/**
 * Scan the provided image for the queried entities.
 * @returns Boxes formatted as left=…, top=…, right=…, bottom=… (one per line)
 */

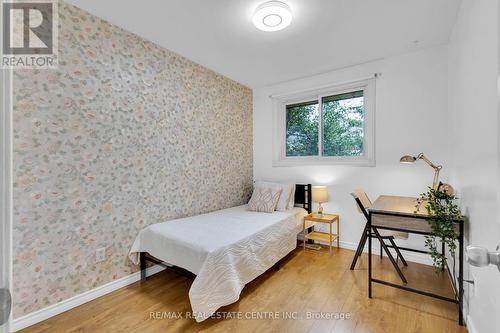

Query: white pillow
left=254, top=181, right=294, bottom=211
left=248, top=187, right=282, bottom=213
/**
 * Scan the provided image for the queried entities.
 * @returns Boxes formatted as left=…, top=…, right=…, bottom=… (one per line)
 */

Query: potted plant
left=415, top=185, right=462, bottom=271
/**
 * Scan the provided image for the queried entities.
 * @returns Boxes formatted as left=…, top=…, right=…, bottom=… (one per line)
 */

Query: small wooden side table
left=303, top=212, right=340, bottom=253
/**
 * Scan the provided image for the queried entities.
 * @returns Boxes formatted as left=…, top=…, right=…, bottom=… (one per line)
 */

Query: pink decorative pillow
left=248, top=187, right=282, bottom=213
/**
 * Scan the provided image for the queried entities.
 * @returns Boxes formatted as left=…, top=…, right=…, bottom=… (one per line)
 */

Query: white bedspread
left=129, top=205, right=306, bottom=321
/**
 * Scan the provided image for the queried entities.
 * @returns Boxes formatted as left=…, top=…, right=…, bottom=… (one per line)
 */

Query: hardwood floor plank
left=19, top=246, right=467, bottom=333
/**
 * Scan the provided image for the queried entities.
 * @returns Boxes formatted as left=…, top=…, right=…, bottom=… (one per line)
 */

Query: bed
left=128, top=184, right=311, bottom=322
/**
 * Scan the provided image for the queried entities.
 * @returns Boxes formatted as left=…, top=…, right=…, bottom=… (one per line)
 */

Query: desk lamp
left=400, top=153, right=442, bottom=190
left=312, top=186, right=328, bottom=215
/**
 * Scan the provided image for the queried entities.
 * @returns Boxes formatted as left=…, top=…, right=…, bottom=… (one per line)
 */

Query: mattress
left=129, top=204, right=306, bottom=321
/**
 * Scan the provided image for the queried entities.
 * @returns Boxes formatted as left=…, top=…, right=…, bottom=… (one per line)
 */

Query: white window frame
left=272, top=79, right=375, bottom=167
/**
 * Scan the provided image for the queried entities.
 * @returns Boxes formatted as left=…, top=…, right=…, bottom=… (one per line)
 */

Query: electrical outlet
left=96, top=247, right=106, bottom=263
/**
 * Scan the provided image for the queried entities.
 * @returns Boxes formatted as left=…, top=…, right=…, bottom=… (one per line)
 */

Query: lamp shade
left=400, top=155, right=416, bottom=164
left=312, top=186, right=328, bottom=203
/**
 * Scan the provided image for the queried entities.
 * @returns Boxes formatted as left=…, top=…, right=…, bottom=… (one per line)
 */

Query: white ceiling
left=65, top=0, right=461, bottom=88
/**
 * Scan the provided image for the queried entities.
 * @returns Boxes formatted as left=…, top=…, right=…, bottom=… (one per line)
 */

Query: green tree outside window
left=285, top=91, right=364, bottom=157
left=286, top=101, right=319, bottom=156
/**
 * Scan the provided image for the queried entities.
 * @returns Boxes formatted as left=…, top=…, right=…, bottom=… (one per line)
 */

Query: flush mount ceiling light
left=253, top=1, right=292, bottom=32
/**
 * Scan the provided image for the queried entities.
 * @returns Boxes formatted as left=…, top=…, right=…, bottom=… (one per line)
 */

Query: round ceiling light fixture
left=253, top=1, right=292, bottom=32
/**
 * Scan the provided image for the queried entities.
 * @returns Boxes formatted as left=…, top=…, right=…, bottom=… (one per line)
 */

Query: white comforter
left=129, top=205, right=306, bottom=321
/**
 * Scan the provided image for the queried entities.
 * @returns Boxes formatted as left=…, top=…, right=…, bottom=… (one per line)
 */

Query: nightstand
left=303, top=212, right=340, bottom=253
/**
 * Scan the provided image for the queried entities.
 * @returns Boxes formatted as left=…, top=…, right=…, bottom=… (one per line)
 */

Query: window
left=285, top=101, right=319, bottom=156
left=273, top=79, right=375, bottom=166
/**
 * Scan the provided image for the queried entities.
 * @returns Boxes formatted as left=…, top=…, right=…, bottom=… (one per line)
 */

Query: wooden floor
left=20, top=246, right=467, bottom=333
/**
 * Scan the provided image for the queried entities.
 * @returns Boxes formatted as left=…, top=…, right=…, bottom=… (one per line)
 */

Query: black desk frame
left=367, top=210, right=464, bottom=326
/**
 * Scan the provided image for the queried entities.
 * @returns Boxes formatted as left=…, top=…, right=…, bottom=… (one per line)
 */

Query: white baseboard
left=338, top=240, right=432, bottom=266
left=12, top=265, right=165, bottom=332
left=466, top=315, right=476, bottom=333
left=298, top=232, right=433, bottom=266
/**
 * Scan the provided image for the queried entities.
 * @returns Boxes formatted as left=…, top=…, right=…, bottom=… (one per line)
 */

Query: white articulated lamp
left=400, top=153, right=442, bottom=190
left=399, top=153, right=454, bottom=194
left=312, top=186, right=328, bottom=215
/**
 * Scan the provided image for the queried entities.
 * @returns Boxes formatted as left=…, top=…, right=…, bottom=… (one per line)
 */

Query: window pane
left=322, top=90, right=364, bottom=157
left=286, top=101, right=319, bottom=156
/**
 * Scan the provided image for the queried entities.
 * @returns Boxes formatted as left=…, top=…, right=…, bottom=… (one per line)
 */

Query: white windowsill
left=272, top=156, right=376, bottom=167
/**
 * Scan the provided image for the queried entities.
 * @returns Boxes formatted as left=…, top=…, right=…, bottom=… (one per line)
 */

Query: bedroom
left=0, top=0, right=499, bottom=332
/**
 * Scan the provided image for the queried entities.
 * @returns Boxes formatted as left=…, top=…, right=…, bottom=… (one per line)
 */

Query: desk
left=367, top=195, right=464, bottom=326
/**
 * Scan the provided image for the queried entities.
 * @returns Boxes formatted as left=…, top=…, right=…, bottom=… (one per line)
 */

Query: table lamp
left=312, top=186, right=328, bottom=215
left=399, top=153, right=443, bottom=190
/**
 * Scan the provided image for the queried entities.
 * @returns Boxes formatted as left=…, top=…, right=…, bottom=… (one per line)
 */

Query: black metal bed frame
left=139, top=183, right=312, bottom=282
left=367, top=209, right=464, bottom=326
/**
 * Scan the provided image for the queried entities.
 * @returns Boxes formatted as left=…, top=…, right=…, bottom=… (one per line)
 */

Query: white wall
left=447, top=0, right=499, bottom=332
left=253, top=46, right=449, bottom=258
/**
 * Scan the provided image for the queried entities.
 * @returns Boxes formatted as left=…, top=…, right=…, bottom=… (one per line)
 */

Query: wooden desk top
left=368, top=195, right=429, bottom=218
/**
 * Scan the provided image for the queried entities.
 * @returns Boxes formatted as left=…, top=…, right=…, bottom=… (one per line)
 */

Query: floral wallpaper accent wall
left=12, top=2, right=252, bottom=318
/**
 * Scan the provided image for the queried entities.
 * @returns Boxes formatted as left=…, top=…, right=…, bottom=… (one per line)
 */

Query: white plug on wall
left=95, top=247, right=106, bottom=263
